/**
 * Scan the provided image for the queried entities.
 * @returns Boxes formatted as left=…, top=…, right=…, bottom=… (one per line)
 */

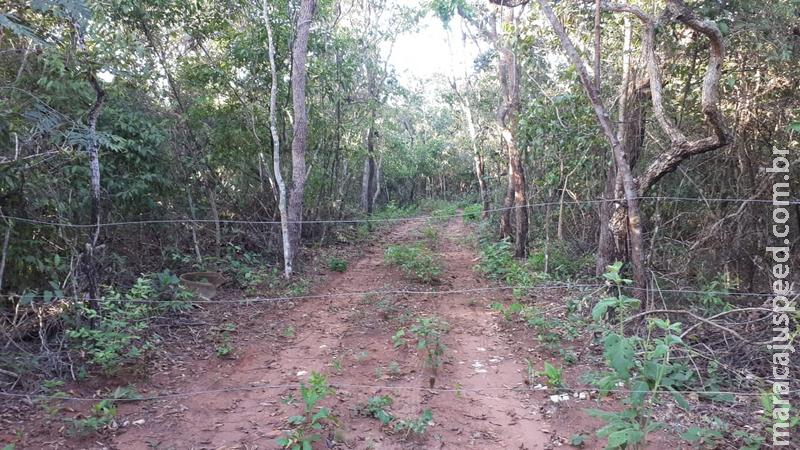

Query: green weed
left=384, top=244, right=442, bottom=283
left=327, top=257, right=348, bottom=273
left=277, top=372, right=337, bottom=449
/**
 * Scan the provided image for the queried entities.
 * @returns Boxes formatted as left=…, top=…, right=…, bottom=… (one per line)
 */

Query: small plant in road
left=384, top=244, right=442, bottom=283
left=278, top=372, right=337, bottom=450
left=357, top=395, right=434, bottom=439
left=394, top=316, right=449, bottom=387
left=393, top=409, right=433, bottom=437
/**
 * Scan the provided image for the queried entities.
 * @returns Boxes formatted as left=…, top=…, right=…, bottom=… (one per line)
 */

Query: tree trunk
left=361, top=124, right=377, bottom=214
left=84, top=73, right=106, bottom=311
left=459, top=96, right=490, bottom=218
left=495, top=6, right=527, bottom=258
left=262, top=0, right=293, bottom=277
left=500, top=158, right=514, bottom=239
left=287, top=0, right=315, bottom=267
left=539, top=0, right=646, bottom=289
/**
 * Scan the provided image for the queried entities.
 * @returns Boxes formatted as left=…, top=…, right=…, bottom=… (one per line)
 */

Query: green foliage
left=327, top=257, right=348, bottom=273
left=384, top=244, right=442, bottom=283
left=215, top=323, right=236, bottom=358
left=371, top=202, right=420, bottom=221
left=66, top=399, right=118, bottom=437
left=66, top=272, right=192, bottom=374
left=538, top=362, right=565, bottom=389
left=357, top=395, right=395, bottom=425
left=586, top=265, right=694, bottom=449
left=490, top=301, right=524, bottom=321
left=357, top=395, right=433, bottom=439
left=64, top=387, right=137, bottom=437
left=394, top=316, right=449, bottom=374
left=392, top=409, right=433, bottom=437
left=526, top=243, right=592, bottom=280
left=461, top=203, right=483, bottom=222
left=569, top=433, right=588, bottom=447
left=277, top=372, right=337, bottom=450
left=476, top=240, right=548, bottom=298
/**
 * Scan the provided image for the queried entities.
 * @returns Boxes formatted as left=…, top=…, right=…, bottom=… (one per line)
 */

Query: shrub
left=476, top=240, right=548, bottom=298
left=327, top=257, right=348, bottom=272
left=462, top=203, right=483, bottom=222
left=67, top=271, right=193, bottom=374
left=384, top=245, right=442, bottom=283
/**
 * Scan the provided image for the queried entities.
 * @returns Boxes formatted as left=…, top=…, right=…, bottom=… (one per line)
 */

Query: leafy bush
left=462, top=203, right=483, bottom=222
left=384, top=244, right=442, bottom=283
left=586, top=264, right=695, bottom=450
left=66, top=399, right=117, bottom=437
left=393, top=409, right=433, bottom=437
left=357, top=395, right=433, bottom=438
left=372, top=202, right=419, bottom=221
left=394, top=316, right=449, bottom=386
left=357, top=395, right=395, bottom=425
left=476, top=240, right=548, bottom=298
left=527, top=243, right=592, bottom=280
left=327, top=257, right=348, bottom=272
left=67, top=271, right=193, bottom=374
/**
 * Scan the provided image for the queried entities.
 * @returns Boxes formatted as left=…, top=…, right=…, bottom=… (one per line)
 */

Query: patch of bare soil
left=6, top=217, right=683, bottom=449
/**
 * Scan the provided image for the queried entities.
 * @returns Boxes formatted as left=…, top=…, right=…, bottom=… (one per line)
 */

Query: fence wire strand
left=0, top=196, right=797, bottom=229
left=0, top=381, right=789, bottom=403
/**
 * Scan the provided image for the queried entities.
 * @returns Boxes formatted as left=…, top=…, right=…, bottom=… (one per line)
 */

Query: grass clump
left=384, top=244, right=442, bottom=283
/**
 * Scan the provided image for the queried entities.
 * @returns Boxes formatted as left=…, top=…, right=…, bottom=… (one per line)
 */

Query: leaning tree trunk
left=262, top=0, right=293, bottom=278
left=458, top=95, right=490, bottom=218
left=597, top=16, right=643, bottom=275
left=286, top=0, right=316, bottom=267
left=538, top=0, right=647, bottom=289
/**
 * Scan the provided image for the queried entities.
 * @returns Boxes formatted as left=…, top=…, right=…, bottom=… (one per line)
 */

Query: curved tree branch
left=601, top=0, right=731, bottom=194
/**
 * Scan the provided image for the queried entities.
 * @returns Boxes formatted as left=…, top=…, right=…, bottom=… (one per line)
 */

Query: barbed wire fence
left=0, top=194, right=792, bottom=402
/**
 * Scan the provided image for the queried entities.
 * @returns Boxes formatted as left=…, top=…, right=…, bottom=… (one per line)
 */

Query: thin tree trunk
left=495, top=6, right=527, bottom=258
left=287, top=0, right=316, bottom=267
left=459, top=96, right=490, bottom=217
left=262, top=0, right=293, bottom=278
left=186, top=190, right=203, bottom=263
left=84, top=73, right=106, bottom=311
left=0, top=221, right=11, bottom=293
left=593, top=0, right=601, bottom=90
left=372, top=156, right=382, bottom=206
left=500, top=158, right=514, bottom=239
left=597, top=16, right=632, bottom=276
left=207, top=185, right=221, bottom=257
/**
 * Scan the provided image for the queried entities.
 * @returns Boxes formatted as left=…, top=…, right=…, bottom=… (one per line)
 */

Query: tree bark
left=287, top=0, right=316, bottom=268
left=361, top=124, right=377, bottom=214
left=539, top=0, right=646, bottom=289
left=459, top=94, right=490, bottom=218
left=262, top=0, right=292, bottom=277
left=495, top=6, right=528, bottom=258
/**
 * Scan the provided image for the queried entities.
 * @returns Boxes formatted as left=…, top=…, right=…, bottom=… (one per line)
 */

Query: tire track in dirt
left=111, top=217, right=555, bottom=449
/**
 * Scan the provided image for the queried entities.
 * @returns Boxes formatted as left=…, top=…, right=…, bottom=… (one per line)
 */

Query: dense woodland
left=1, top=0, right=798, bottom=448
